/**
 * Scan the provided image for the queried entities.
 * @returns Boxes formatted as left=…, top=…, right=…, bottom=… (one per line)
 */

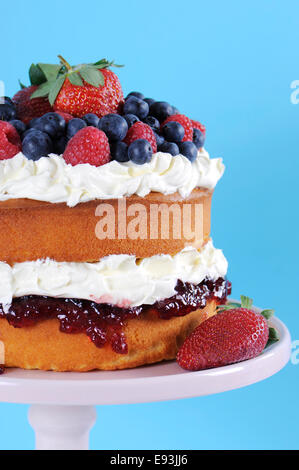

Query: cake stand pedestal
left=0, top=313, right=291, bottom=450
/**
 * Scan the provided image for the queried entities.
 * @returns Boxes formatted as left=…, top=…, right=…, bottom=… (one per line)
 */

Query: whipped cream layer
left=0, top=149, right=224, bottom=207
left=0, top=241, right=228, bottom=310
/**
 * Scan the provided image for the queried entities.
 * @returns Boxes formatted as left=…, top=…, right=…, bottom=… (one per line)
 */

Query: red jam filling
left=0, top=278, right=231, bottom=357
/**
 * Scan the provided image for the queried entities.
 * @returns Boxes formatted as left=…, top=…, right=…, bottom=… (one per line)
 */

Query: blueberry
left=158, top=142, right=180, bottom=156
left=193, top=128, right=205, bottom=149
left=29, top=118, right=39, bottom=128
left=66, top=118, right=87, bottom=139
left=54, top=135, right=69, bottom=155
left=123, top=114, right=139, bottom=128
left=31, top=112, right=66, bottom=138
left=0, top=103, right=17, bottom=121
left=179, top=141, right=198, bottom=162
left=22, top=130, right=53, bottom=160
left=143, top=116, right=160, bottom=133
left=110, top=141, right=129, bottom=162
left=149, top=101, right=174, bottom=122
left=98, top=114, right=128, bottom=141
left=22, top=128, right=36, bottom=139
left=154, top=132, right=165, bottom=148
left=172, top=107, right=179, bottom=115
left=162, top=121, right=185, bottom=142
left=126, top=91, right=145, bottom=100
left=144, top=98, right=155, bottom=108
left=83, top=113, right=100, bottom=127
left=123, top=97, right=149, bottom=120
left=9, top=119, right=27, bottom=136
left=128, top=139, right=153, bottom=165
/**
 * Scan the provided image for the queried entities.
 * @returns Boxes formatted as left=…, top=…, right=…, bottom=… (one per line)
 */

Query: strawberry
left=63, top=126, right=110, bottom=167
left=12, top=85, right=53, bottom=124
left=28, top=55, right=124, bottom=119
left=161, top=114, right=193, bottom=142
left=177, top=296, right=278, bottom=371
left=124, top=121, right=157, bottom=153
left=0, top=121, right=22, bottom=160
left=191, top=119, right=206, bottom=136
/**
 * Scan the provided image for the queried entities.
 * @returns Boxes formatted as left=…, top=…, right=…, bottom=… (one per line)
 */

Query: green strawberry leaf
left=68, top=72, right=83, bottom=86
left=37, top=63, right=62, bottom=82
left=266, top=327, right=279, bottom=348
left=240, top=295, right=253, bottom=309
left=48, top=75, right=66, bottom=106
left=18, top=79, right=26, bottom=90
left=30, top=81, right=55, bottom=99
left=260, top=309, right=275, bottom=320
left=80, top=66, right=104, bottom=87
left=29, top=63, right=47, bottom=86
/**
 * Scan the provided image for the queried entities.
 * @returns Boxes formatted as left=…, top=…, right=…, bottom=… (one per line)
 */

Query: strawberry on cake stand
left=0, top=57, right=291, bottom=450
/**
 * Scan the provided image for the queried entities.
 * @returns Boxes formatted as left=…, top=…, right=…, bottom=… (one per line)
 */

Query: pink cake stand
left=0, top=305, right=291, bottom=450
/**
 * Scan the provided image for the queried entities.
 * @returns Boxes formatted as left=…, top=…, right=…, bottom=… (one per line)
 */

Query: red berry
left=54, top=69, right=124, bottom=119
left=63, top=126, right=110, bottom=167
left=191, top=119, right=206, bottom=136
left=12, top=85, right=53, bottom=124
left=55, top=111, right=74, bottom=123
left=177, top=308, right=269, bottom=371
left=124, top=121, right=157, bottom=153
left=0, top=121, right=22, bottom=160
left=161, top=114, right=193, bottom=142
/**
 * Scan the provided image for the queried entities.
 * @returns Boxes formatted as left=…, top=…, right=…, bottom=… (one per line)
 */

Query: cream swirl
left=0, top=240, right=228, bottom=310
left=0, top=149, right=224, bottom=207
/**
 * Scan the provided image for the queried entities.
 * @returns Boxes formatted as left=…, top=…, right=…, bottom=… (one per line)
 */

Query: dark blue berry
left=22, top=130, right=53, bottom=160
left=0, top=103, right=17, bottom=121
left=83, top=113, right=100, bottom=127
left=128, top=139, right=153, bottom=165
left=162, top=121, right=185, bottom=142
left=126, top=91, right=145, bottom=100
left=159, top=142, right=180, bottom=156
left=98, top=114, right=128, bottom=141
left=9, top=119, right=27, bottom=136
left=110, top=141, right=129, bottom=162
left=54, top=135, right=68, bottom=155
left=143, top=116, right=160, bottom=132
left=123, top=114, right=139, bottom=128
left=193, top=128, right=205, bottom=149
left=149, top=101, right=174, bottom=122
left=29, top=118, right=39, bottom=128
left=179, top=141, right=198, bottom=162
left=172, top=107, right=179, bottom=115
left=22, top=128, right=36, bottom=139
left=31, top=112, right=66, bottom=138
left=66, top=118, right=87, bottom=139
left=123, top=97, right=149, bottom=119
left=154, top=132, right=165, bottom=148
left=144, top=98, right=155, bottom=108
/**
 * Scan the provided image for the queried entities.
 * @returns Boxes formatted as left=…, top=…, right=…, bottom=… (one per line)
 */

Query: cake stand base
left=0, top=309, right=291, bottom=450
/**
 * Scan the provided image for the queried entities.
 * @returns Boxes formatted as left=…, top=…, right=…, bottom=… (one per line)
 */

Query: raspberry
left=161, top=114, right=193, bottom=142
left=12, top=85, right=53, bottom=124
left=55, top=111, right=74, bottom=123
left=124, top=121, right=157, bottom=153
left=63, top=126, right=110, bottom=167
left=191, top=119, right=206, bottom=136
left=0, top=121, right=22, bottom=160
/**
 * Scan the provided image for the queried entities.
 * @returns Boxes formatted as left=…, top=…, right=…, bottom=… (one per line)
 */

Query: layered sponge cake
left=0, top=57, right=230, bottom=371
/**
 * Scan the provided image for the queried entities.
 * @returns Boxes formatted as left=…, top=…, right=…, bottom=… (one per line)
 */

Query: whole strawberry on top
left=177, top=296, right=279, bottom=371
left=28, top=55, right=124, bottom=119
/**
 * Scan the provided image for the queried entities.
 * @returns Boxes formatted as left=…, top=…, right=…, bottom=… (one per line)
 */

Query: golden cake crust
left=0, top=188, right=212, bottom=264
left=0, top=300, right=217, bottom=371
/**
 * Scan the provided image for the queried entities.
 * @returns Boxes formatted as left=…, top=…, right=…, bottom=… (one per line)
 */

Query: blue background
left=0, top=0, right=298, bottom=450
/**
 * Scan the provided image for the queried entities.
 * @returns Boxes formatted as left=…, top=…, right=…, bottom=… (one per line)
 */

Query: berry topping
left=143, top=115, right=160, bottom=133
left=0, top=100, right=17, bottom=121
left=55, top=111, right=74, bottom=123
left=193, top=128, right=205, bottom=149
left=123, top=96, right=149, bottom=119
left=66, top=118, right=87, bottom=139
left=0, top=121, right=22, bottom=160
left=9, top=119, right=27, bottom=136
left=154, top=132, right=165, bottom=148
left=144, top=98, right=155, bottom=108
left=124, top=121, right=157, bottom=153
left=22, top=129, right=53, bottom=161
left=158, top=141, right=179, bottom=156
left=161, top=114, right=193, bottom=142
left=123, top=114, right=139, bottom=128
left=191, top=119, right=206, bottom=136
left=178, top=141, right=198, bottom=162
left=149, top=101, right=174, bottom=122
left=53, top=135, right=68, bottom=155
left=98, top=114, right=128, bottom=141
left=63, top=126, right=110, bottom=167
left=162, top=121, right=185, bottom=142
left=83, top=113, right=100, bottom=127
left=177, top=296, right=277, bottom=371
left=12, top=85, right=53, bottom=124
left=128, top=139, right=153, bottom=165
left=30, top=112, right=66, bottom=138
left=110, top=141, right=129, bottom=162
left=126, top=91, right=145, bottom=100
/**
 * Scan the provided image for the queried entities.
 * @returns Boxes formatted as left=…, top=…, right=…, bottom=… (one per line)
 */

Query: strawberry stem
left=58, top=55, right=72, bottom=71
